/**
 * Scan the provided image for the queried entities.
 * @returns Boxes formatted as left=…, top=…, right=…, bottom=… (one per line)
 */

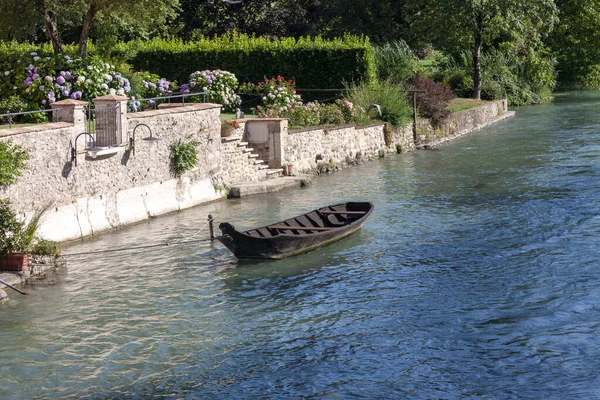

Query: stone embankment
left=0, top=98, right=513, bottom=300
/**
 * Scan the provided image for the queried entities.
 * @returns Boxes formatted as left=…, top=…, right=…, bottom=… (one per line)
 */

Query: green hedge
left=110, top=33, right=377, bottom=89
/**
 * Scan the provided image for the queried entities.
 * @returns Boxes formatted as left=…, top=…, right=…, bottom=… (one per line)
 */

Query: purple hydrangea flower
left=56, top=76, right=66, bottom=85
left=65, top=71, right=72, bottom=81
left=28, top=64, right=34, bottom=71
left=70, top=91, right=82, bottom=100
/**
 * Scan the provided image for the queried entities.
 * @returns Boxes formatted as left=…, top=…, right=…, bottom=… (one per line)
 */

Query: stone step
left=237, top=141, right=249, bottom=147
left=248, top=153, right=259, bottom=158
left=253, top=159, right=264, bottom=165
left=221, top=136, right=241, bottom=143
left=265, top=168, right=284, bottom=175
left=258, top=165, right=270, bottom=170
left=242, top=147, right=254, bottom=153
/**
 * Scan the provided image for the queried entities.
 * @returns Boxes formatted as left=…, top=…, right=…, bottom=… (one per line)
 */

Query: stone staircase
left=221, top=135, right=283, bottom=184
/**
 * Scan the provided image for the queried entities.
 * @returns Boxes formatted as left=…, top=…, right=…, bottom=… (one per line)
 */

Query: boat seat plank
left=321, top=211, right=367, bottom=215
left=269, top=225, right=337, bottom=231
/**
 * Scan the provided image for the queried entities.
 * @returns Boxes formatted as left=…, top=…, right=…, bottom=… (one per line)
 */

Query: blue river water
left=2, top=92, right=600, bottom=399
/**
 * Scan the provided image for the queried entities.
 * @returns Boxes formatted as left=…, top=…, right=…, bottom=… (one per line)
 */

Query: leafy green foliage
left=548, top=0, right=600, bottom=87
left=0, top=199, right=23, bottom=257
left=434, top=47, right=556, bottom=106
left=374, top=40, right=420, bottom=84
left=0, top=140, right=29, bottom=187
left=31, top=239, right=61, bottom=257
left=0, top=199, right=48, bottom=256
left=170, top=139, right=199, bottom=176
left=346, top=79, right=412, bottom=128
left=110, top=34, right=377, bottom=92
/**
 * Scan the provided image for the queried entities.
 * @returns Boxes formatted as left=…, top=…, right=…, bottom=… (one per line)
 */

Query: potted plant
left=0, top=200, right=48, bottom=271
left=221, top=119, right=240, bottom=137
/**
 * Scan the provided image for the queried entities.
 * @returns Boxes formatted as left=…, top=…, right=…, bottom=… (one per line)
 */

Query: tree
left=414, top=0, right=558, bottom=99
left=548, top=0, right=600, bottom=86
left=0, top=0, right=179, bottom=56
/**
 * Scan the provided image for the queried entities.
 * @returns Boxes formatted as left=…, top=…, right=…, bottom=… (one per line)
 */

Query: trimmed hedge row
left=111, top=33, right=377, bottom=89
left=1, top=34, right=377, bottom=93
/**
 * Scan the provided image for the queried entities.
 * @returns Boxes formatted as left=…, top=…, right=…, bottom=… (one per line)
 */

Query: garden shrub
left=110, top=33, right=377, bottom=93
left=319, top=103, right=345, bottom=125
left=284, top=103, right=321, bottom=127
left=128, top=71, right=176, bottom=111
left=411, top=74, right=454, bottom=128
left=0, top=96, right=27, bottom=123
left=346, top=79, right=412, bottom=128
left=240, top=75, right=302, bottom=114
left=31, top=239, right=61, bottom=257
left=188, top=70, right=241, bottom=112
left=170, top=139, right=199, bottom=176
left=1, top=51, right=132, bottom=109
left=0, top=140, right=29, bottom=187
left=374, top=40, right=420, bottom=84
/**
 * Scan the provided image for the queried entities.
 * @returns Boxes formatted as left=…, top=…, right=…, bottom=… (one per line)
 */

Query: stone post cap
left=93, top=94, right=129, bottom=102
left=50, top=99, right=88, bottom=107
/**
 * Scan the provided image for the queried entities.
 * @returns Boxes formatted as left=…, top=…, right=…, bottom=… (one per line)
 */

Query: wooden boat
left=217, top=202, right=374, bottom=259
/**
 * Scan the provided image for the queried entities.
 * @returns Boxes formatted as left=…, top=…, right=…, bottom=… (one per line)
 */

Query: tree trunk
left=473, top=13, right=483, bottom=100
left=77, top=3, right=98, bottom=56
left=39, top=2, right=63, bottom=54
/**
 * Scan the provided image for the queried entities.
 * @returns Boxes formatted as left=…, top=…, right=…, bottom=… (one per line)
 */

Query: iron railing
left=0, top=108, right=61, bottom=129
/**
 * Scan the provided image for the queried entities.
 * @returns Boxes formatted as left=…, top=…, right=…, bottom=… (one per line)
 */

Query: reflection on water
left=3, top=93, right=600, bottom=398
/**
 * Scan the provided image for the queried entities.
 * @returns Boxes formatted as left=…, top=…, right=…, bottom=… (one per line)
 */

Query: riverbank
left=0, top=99, right=514, bottom=300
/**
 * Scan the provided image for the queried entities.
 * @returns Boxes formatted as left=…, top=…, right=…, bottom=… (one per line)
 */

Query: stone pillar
left=93, top=95, right=128, bottom=146
left=269, top=119, right=288, bottom=168
left=50, top=99, right=87, bottom=129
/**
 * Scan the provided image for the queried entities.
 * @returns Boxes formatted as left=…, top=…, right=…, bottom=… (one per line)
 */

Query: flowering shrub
left=128, top=71, right=176, bottom=112
left=188, top=69, right=241, bottom=112
left=285, top=102, right=321, bottom=127
left=240, top=76, right=302, bottom=113
left=1, top=52, right=131, bottom=110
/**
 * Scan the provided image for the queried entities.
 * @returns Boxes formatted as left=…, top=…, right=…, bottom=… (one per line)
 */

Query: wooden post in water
left=412, top=91, right=418, bottom=143
left=208, top=214, right=215, bottom=240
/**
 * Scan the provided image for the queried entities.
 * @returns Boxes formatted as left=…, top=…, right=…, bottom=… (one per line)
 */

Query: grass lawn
left=220, top=113, right=236, bottom=121
left=447, top=98, right=489, bottom=113
left=0, top=123, right=39, bottom=130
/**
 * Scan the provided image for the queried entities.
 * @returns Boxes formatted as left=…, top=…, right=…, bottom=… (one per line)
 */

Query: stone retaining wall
left=0, top=98, right=512, bottom=243
left=0, top=101, right=225, bottom=242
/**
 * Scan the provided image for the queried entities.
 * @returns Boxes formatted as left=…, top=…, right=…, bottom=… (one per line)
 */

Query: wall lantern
left=70, top=132, right=96, bottom=166
left=130, top=123, right=160, bottom=155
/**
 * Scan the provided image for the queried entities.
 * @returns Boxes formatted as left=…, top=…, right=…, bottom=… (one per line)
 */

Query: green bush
left=434, top=47, right=556, bottom=105
left=170, top=139, right=199, bottom=176
left=0, top=96, right=27, bottom=123
left=373, top=40, right=419, bottom=84
left=346, top=79, right=412, bottom=128
left=0, top=199, right=48, bottom=257
left=319, top=103, right=346, bottom=125
left=0, top=140, right=29, bottom=187
left=31, top=239, right=61, bottom=257
left=110, top=33, right=377, bottom=92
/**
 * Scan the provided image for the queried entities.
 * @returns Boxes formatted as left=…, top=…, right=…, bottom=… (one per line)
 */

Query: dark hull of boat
left=217, top=202, right=373, bottom=259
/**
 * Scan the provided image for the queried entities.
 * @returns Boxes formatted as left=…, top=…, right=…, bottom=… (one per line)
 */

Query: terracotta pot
left=221, top=120, right=241, bottom=137
left=0, top=254, right=29, bottom=272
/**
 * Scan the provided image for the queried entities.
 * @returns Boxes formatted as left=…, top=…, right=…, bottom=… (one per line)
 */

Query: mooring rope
left=62, top=217, right=216, bottom=258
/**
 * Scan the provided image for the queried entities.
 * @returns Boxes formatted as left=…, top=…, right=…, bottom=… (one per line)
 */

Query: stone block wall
left=284, top=123, right=414, bottom=173
left=0, top=102, right=224, bottom=242
left=416, top=99, right=510, bottom=145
